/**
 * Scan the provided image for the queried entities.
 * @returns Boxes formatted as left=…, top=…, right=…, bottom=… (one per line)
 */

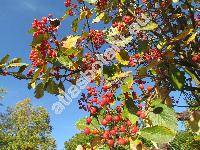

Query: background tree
left=0, top=0, right=199, bottom=149
left=0, top=99, right=56, bottom=150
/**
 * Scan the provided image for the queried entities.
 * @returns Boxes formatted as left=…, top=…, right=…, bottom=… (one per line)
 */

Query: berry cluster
left=122, top=15, right=133, bottom=25
left=144, top=48, right=161, bottom=62
left=112, top=22, right=126, bottom=31
left=29, top=49, right=46, bottom=67
left=32, top=17, right=58, bottom=37
left=88, top=30, right=105, bottom=49
left=29, top=40, right=57, bottom=67
left=78, top=84, right=149, bottom=148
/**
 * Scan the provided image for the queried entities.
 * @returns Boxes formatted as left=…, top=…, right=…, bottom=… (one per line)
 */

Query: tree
left=0, top=0, right=199, bottom=149
left=0, top=99, right=56, bottom=150
left=64, top=133, right=94, bottom=150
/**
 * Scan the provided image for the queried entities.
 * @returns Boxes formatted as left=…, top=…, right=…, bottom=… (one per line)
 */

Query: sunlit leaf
left=122, top=106, right=138, bottom=124
left=121, top=75, right=133, bottom=93
left=92, top=12, right=105, bottom=23
left=84, top=0, right=97, bottom=3
left=171, top=28, right=193, bottom=42
left=76, top=117, right=99, bottom=130
left=62, top=35, right=81, bottom=49
left=148, top=102, right=178, bottom=132
left=7, top=63, right=29, bottom=68
left=139, top=126, right=176, bottom=144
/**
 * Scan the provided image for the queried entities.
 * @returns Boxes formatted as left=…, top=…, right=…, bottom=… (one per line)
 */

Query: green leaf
left=92, top=13, right=105, bottom=23
left=34, top=83, right=44, bottom=98
left=138, top=67, right=147, bottom=76
left=32, top=33, right=50, bottom=46
left=185, top=68, right=200, bottom=85
left=0, top=54, right=10, bottom=65
left=46, top=79, right=59, bottom=94
left=30, top=68, right=41, bottom=84
left=28, top=28, right=36, bottom=34
left=148, top=102, right=178, bottom=132
left=138, top=40, right=148, bottom=53
left=18, top=65, right=28, bottom=73
left=122, top=106, right=138, bottom=124
left=57, top=55, right=73, bottom=69
left=169, top=68, right=185, bottom=90
left=62, top=9, right=70, bottom=20
left=121, top=75, right=133, bottom=93
left=76, top=117, right=99, bottom=130
left=72, top=18, right=79, bottom=32
left=103, top=65, right=117, bottom=77
left=139, top=126, right=176, bottom=144
left=121, top=0, right=126, bottom=4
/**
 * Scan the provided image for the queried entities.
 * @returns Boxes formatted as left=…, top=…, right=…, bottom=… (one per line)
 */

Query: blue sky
left=0, top=0, right=88, bottom=149
left=0, top=0, right=188, bottom=149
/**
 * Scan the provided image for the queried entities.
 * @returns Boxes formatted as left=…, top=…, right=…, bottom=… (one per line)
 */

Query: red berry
left=107, top=139, right=114, bottom=147
left=110, top=129, right=117, bottom=135
left=103, top=130, right=110, bottom=139
left=92, top=129, right=98, bottom=135
left=101, top=119, right=108, bottom=126
left=135, top=53, right=140, bottom=59
left=90, top=107, right=97, bottom=114
left=138, top=103, right=143, bottom=108
left=129, top=60, right=136, bottom=67
left=120, top=125, right=126, bottom=132
left=140, top=113, right=146, bottom=119
left=139, top=84, right=144, bottom=90
left=113, top=115, right=120, bottom=122
left=136, top=110, right=142, bottom=116
left=86, top=117, right=92, bottom=124
left=102, top=85, right=109, bottom=91
left=146, top=85, right=153, bottom=92
left=84, top=127, right=90, bottom=135
left=118, top=138, right=126, bottom=145
left=131, top=126, right=138, bottom=134
left=126, top=120, right=132, bottom=126
left=105, top=115, right=112, bottom=122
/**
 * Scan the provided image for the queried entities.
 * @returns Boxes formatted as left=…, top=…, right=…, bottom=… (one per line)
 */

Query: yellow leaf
left=171, top=28, right=193, bottom=42
left=172, top=0, right=179, bottom=3
left=62, top=35, right=81, bottom=49
left=141, top=21, right=158, bottom=30
left=130, top=138, right=147, bottom=150
left=111, top=71, right=132, bottom=80
left=185, top=32, right=197, bottom=45
left=92, top=12, right=105, bottom=23
left=116, top=50, right=130, bottom=65
left=157, top=39, right=167, bottom=50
